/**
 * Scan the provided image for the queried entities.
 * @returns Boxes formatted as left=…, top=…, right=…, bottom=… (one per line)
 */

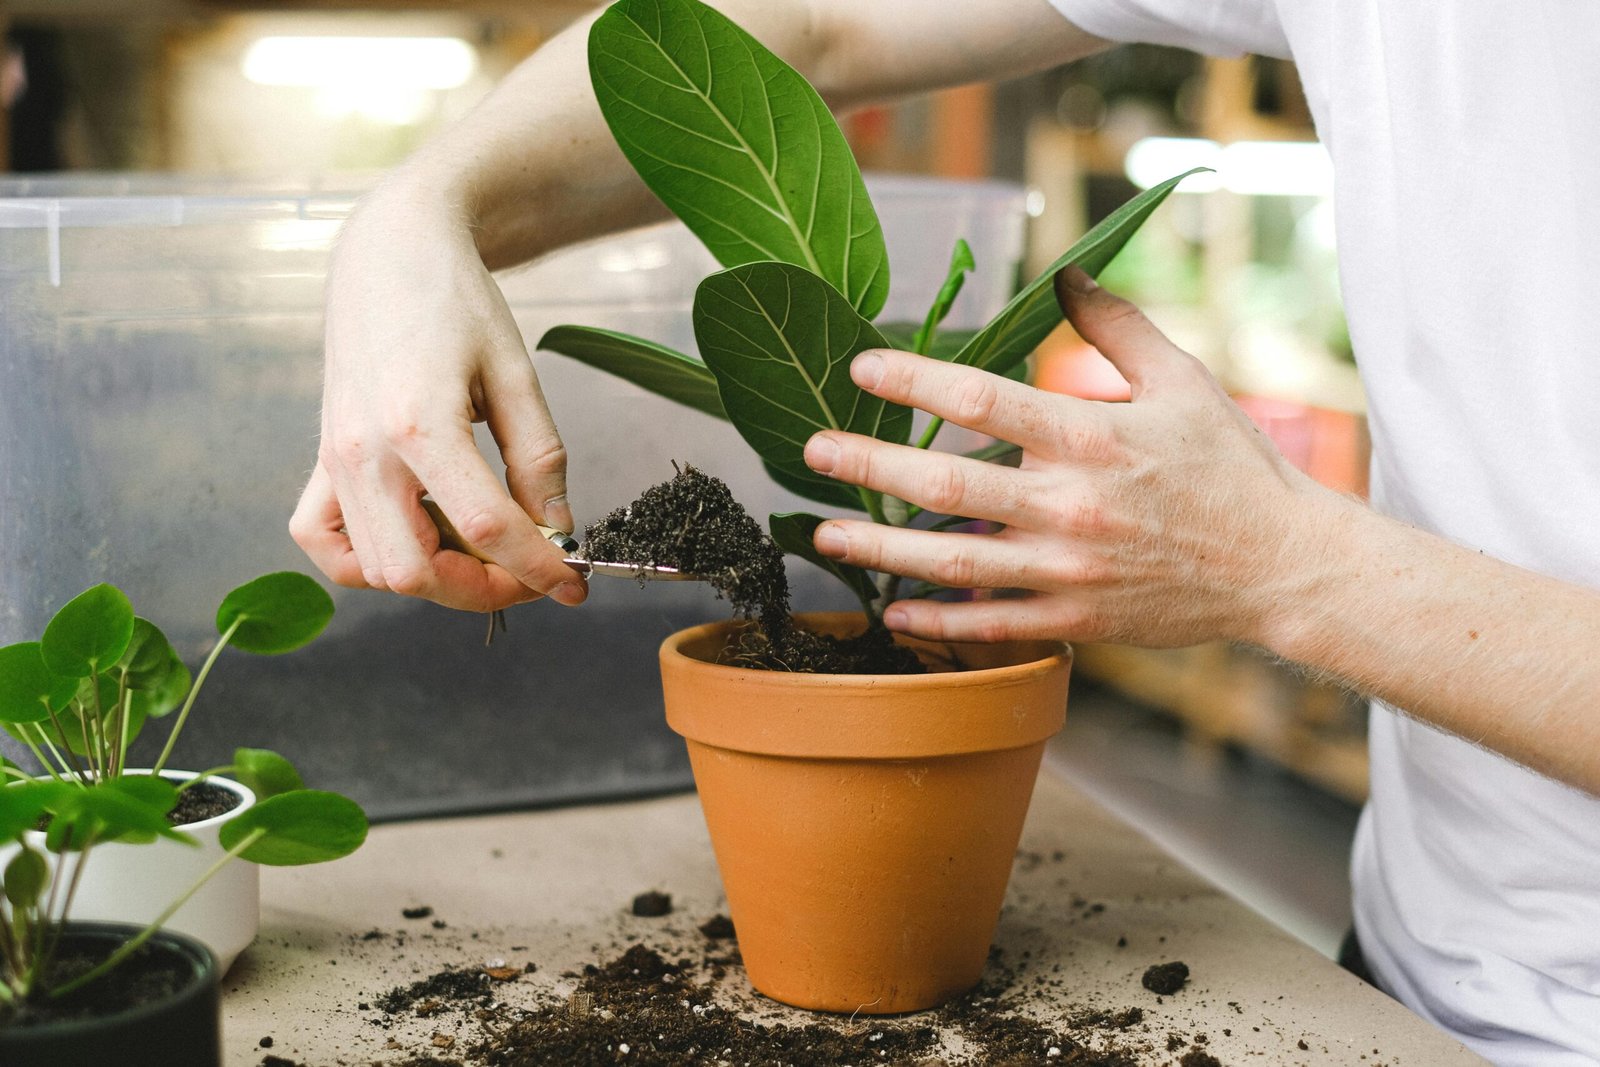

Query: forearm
left=1261, top=493, right=1600, bottom=795
left=356, top=0, right=1103, bottom=270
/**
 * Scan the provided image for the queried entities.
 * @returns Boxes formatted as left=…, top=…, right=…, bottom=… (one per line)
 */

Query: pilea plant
left=540, top=0, right=1203, bottom=627
left=0, top=573, right=368, bottom=1014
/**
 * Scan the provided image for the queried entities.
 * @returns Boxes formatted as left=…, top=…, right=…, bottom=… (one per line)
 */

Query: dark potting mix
left=581, top=463, right=922, bottom=675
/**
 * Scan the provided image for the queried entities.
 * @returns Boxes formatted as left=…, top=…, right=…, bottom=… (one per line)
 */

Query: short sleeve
left=1048, top=0, right=1291, bottom=59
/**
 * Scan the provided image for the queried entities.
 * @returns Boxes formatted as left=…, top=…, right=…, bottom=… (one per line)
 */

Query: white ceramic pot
left=3, top=771, right=259, bottom=973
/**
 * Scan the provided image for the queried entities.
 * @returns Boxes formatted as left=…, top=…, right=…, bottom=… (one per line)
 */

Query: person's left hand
left=801, top=268, right=1333, bottom=648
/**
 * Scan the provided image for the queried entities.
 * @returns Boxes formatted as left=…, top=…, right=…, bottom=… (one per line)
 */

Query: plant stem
left=17, top=727, right=67, bottom=784
left=152, top=617, right=242, bottom=775
left=0, top=765, right=34, bottom=782
left=914, top=416, right=945, bottom=451
left=47, top=827, right=265, bottom=999
left=175, top=765, right=236, bottom=794
left=856, top=487, right=888, bottom=526
left=41, top=708, right=87, bottom=783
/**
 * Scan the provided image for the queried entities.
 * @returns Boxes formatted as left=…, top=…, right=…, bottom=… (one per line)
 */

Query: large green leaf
left=220, top=790, right=367, bottom=866
left=217, top=572, right=335, bottom=655
left=0, top=780, right=72, bottom=841
left=0, top=643, right=78, bottom=725
left=951, top=168, right=1208, bottom=377
left=537, top=326, right=725, bottom=420
left=762, top=460, right=865, bottom=512
left=589, top=0, right=889, bottom=318
left=769, top=512, right=878, bottom=606
left=232, top=747, right=304, bottom=800
left=41, top=584, right=134, bottom=679
left=694, top=261, right=911, bottom=504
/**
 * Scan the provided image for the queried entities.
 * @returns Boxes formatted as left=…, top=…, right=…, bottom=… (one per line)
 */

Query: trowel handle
left=422, top=498, right=579, bottom=560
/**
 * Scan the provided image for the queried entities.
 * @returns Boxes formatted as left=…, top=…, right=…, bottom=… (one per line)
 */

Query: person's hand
left=801, top=267, right=1331, bottom=647
left=290, top=190, right=587, bottom=613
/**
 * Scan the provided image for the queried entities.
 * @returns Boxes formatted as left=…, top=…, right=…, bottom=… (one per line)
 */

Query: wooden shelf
left=1074, top=641, right=1369, bottom=804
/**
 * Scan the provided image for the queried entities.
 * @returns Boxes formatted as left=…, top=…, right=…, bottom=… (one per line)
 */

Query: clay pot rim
left=659, top=610, right=1070, bottom=689
left=660, top=612, right=1072, bottom=759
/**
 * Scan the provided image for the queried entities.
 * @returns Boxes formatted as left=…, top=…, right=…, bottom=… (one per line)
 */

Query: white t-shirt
left=1049, top=3, right=1600, bottom=1063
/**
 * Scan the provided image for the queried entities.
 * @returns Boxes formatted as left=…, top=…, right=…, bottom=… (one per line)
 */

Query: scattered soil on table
left=403, top=905, right=436, bottom=920
left=582, top=463, right=923, bottom=675
left=630, top=890, right=673, bottom=917
left=346, top=937, right=1199, bottom=1067
left=1141, top=962, right=1190, bottom=996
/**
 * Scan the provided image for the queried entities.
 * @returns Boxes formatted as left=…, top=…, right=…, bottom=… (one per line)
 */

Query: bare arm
left=291, top=0, right=1107, bottom=613
left=803, top=271, right=1600, bottom=795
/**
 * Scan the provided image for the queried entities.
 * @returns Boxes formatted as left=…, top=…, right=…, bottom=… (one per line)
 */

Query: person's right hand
left=290, top=190, right=588, bottom=613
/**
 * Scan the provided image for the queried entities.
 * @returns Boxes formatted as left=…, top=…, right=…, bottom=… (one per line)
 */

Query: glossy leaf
left=220, top=790, right=367, bottom=866
left=233, top=748, right=304, bottom=800
left=769, top=513, right=878, bottom=605
left=695, top=261, right=910, bottom=504
left=217, top=572, right=335, bottom=655
left=761, top=460, right=865, bottom=512
left=129, top=645, right=190, bottom=720
left=537, top=326, right=726, bottom=420
left=41, top=584, right=134, bottom=678
left=0, top=780, right=72, bottom=840
left=911, top=239, right=975, bottom=355
left=0, top=642, right=78, bottom=725
left=117, top=618, right=180, bottom=690
left=589, top=0, right=889, bottom=317
left=950, top=168, right=1207, bottom=378
left=4, top=845, right=49, bottom=909
left=46, top=779, right=191, bottom=852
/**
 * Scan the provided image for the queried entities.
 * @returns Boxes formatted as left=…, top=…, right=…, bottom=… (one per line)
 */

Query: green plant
left=540, top=0, right=1204, bottom=624
left=0, top=573, right=367, bottom=1014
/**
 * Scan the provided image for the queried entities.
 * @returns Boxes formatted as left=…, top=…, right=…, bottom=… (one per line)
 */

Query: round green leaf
left=232, top=748, right=304, bottom=799
left=48, top=779, right=191, bottom=851
left=4, top=846, right=49, bottom=909
left=0, top=780, right=71, bottom=840
left=41, top=584, right=135, bottom=678
left=118, top=618, right=179, bottom=690
left=0, top=642, right=78, bottom=724
left=220, top=790, right=367, bottom=866
left=128, top=646, right=190, bottom=720
left=217, top=573, right=335, bottom=655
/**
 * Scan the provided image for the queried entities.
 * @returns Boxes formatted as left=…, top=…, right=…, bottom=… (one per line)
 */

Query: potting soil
left=582, top=463, right=922, bottom=674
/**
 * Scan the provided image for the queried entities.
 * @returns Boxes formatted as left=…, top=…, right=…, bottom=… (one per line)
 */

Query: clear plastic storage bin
left=0, top=174, right=1026, bottom=818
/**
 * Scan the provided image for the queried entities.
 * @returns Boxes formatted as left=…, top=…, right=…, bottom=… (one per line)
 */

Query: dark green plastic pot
left=0, top=922, right=221, bottom=1067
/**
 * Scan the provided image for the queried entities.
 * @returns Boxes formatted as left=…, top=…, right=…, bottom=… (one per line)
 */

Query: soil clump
left=1141, top=962, right=1189, bottom=996
left=582, top=464, right=922, bottom=675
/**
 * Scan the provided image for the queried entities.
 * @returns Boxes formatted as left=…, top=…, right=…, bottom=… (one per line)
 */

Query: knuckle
left=952, top=376, right=1001, bottom=426
left=381, top=409, right=431, bottom=452
left=973, top=616, right=1014, bottom=644
left=456, top=506, right=512, bottom=550
left=921, top=463, right=968, bottom=515
left=931, top=543, right=980, bottom=589
left=1066, top=496, right=1108, bottom=536
left=326, top=434, right=370, bottom=471
left=517, top=434, right=569, bottom=477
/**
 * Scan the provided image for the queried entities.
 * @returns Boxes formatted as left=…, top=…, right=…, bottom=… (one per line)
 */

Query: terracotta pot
left=0, top=922, right=221, bottom=1066
left=661, top=611, right=1071, bottom=1014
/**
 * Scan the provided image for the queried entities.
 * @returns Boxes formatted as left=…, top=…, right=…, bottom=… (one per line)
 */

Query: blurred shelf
left=1073, top=641, right=1369, bottom=804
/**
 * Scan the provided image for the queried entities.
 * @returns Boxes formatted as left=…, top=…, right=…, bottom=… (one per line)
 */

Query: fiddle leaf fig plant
left=540, top=0, right=1206, bottom=624
left=0, top=572, right=368, bottom=1017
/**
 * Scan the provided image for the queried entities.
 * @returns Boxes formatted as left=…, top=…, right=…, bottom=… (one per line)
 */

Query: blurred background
left=3, top=2, right=1366, bottom=955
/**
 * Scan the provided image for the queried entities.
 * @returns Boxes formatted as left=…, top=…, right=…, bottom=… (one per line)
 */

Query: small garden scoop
left=421, top=500, right=703, bottom=581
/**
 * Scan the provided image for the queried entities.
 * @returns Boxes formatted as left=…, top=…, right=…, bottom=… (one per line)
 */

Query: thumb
left=1054, top=266, right=1189, bottom=397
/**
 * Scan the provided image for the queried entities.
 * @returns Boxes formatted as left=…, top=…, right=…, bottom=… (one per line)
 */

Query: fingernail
left=1063, top=265, right=1098, bottom=294
left=813, top=522, right=847, bottom=557
left=805, top=434, right=840, bottom=475
left=543, top=494, right=573, bottom=533
left=852, top=351, right=885, bottom=389
left=550, top=581, right=586, bottom=606
left=883, top=605, right=908, bottom=629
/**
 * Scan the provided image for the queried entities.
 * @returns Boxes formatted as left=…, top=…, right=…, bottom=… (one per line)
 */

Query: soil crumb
left=1141, top=961, right=1190, bottom=996
left=402, top=905, right=435, bottom=920
left=1179, top=1049, right=1224, bottom=1067
left=168, top=779, right=241, bottom=825
left=630, top=890, right=672, bottom=917
left=364, top=944, right=1162, bottom=1067
left=697, top=914, right=735, bottom=940
left=582, top=463, right=923, bottom=675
